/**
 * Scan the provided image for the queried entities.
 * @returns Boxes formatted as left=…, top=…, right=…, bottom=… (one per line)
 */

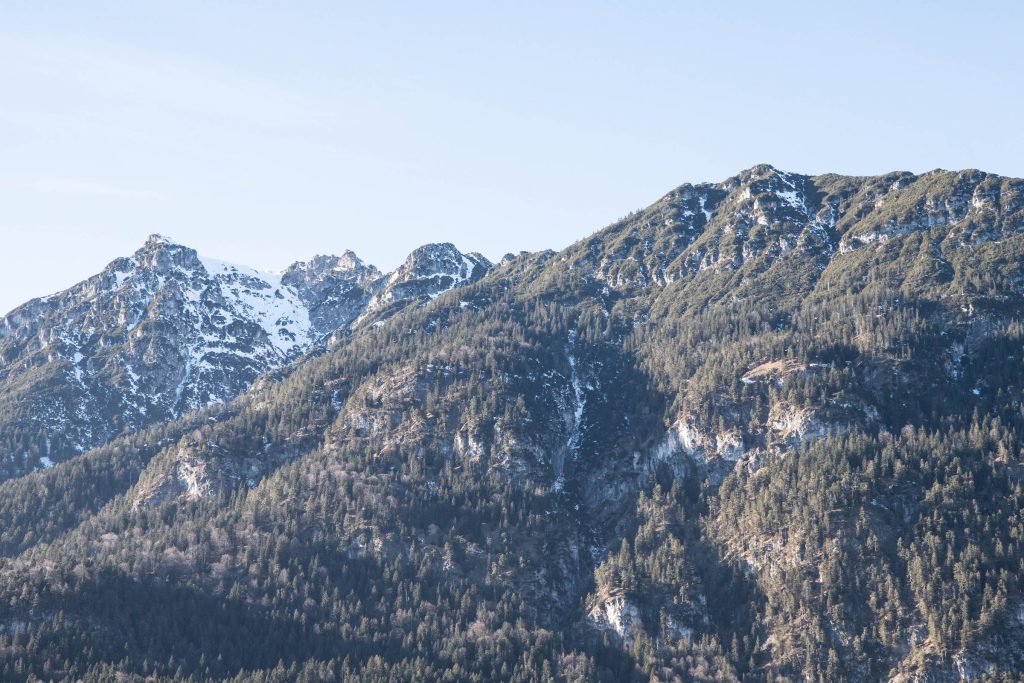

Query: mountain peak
left=395, top=242, right=491, bottom=281
left=136, top=234, right=195, bottom=266
left=745, top=162, right=781, bottom=175
left=404, top=241, right=461, bottom=260
left=354, top=242, right=491, bottom=317
left=144, top=233, right=181, bottom=247
left=336, top=249, right=366, bottom=270
left=730, top=163, right=802, bottom=184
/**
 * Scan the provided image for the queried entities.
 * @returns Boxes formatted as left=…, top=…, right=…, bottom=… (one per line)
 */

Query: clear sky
left=2, top=1, right=1023, bottom=313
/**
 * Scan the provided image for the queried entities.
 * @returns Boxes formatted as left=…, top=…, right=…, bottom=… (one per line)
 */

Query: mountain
left=363, top=242, right=492, bottom=319
left=1, top=165, right=1023, bottom=681
left=0, top=235, right=490, bottom=479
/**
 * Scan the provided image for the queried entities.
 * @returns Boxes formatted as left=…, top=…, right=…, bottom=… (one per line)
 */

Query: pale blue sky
left=2, top=1, right=1023, bottom=312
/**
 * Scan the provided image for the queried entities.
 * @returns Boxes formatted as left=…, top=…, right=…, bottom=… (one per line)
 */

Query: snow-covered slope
left=362, top=243, right=492, bottom=320
left=0, top=234, right=489, bottom=479
left=281, top=251, right=381, bottom=335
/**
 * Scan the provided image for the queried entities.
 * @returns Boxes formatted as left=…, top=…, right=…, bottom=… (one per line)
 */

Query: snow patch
left=198, top=255, right=313, bottom=358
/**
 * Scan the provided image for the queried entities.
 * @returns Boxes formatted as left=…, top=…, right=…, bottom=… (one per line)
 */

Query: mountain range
left=0, top=236, right=490, bottom=479
left=1, top=164, right=1023, bottom=681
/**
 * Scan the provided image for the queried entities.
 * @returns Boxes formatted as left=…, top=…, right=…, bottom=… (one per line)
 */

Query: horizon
left=3, top=1, right=1024, bottom=312
left=1, top=160, right=1018, bottom=312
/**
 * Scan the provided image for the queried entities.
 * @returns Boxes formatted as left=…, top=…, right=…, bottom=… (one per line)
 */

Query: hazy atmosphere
left=2, top=1, right=1022, bottom=312
left=1, top=2, right=1022, bottom=312
left=4, top=4, right=1024, bottom=681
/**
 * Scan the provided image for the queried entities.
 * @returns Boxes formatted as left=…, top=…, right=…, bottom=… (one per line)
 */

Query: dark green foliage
left=2, top=166, right=1024, bottom=680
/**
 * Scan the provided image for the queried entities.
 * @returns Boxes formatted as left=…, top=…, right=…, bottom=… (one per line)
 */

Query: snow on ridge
left=146, top=233, right=180, bottom=246
left=461, top=253, right=481, bottom=280
left=775, top=171, right=809, bottom=215
left=699, top=195, right=713, bottom=222
left=197, top=254, right=313, bottom=358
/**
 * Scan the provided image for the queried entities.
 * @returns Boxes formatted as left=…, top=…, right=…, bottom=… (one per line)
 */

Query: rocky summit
left=0, top=235, right=490, bottom=478
left=1, top=166, right=1024, bottom=681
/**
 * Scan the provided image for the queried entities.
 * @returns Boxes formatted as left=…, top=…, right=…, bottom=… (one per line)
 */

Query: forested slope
left=1, top=165, right=1023, bottom=681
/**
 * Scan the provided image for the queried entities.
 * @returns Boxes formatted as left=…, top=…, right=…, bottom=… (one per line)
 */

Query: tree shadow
left=32, top=568, right=351, bottom=678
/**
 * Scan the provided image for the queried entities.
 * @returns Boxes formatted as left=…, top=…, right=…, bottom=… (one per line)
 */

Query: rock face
left=363, top=242, right=492, bottom=319
left=3, top=166, right=1024, bottom=681
left=279, top=251, right=381, bottom=336
left=588, top=595, right=645, bottom=646
left=0, top=235, right=489, bottom=478
left=570, top=165, right=1024, bottom=297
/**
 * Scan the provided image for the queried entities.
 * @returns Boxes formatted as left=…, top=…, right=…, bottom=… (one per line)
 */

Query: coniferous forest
left=2, top=166, right=1024, bottom=680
